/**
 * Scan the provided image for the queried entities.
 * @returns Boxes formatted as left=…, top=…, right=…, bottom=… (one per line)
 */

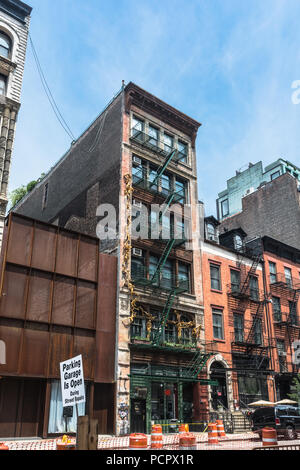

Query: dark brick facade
left=220, top=173, right=300, bottom=251
left=14, top=92, right=123, bottom=244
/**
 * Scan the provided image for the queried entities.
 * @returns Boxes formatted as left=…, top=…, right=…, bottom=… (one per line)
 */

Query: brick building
left=0, top=0, right=31, bottom=247
left=12, top=82, right=217, bottom=435
left=201, top=216, right=300, bottom=414
left=219, top=172, right=300, bottom=251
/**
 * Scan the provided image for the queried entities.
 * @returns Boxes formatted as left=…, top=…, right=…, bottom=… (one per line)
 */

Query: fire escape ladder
left=183, top=351, right=214, bottom=379
left=245, top=301, right=264, bottom=345
left=152, top=289, right=177, bottom=346
left=149, top=150, right=178, bottom=189
left=239, top=254, right=261, bottom=296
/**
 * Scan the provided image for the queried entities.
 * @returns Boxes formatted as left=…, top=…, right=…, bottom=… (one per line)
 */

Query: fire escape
left=129, top=125, right=215, bottom=380
left=270, top=273, right=300, bottom=375
left=228, top=248, right=274, bottom=375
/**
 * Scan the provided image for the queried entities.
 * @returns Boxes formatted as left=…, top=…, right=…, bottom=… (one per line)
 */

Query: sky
left=10, top=0, right=300, bottom=216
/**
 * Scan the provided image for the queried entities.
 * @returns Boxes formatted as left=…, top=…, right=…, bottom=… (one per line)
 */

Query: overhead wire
left=29, top=34, right=76, bottom=142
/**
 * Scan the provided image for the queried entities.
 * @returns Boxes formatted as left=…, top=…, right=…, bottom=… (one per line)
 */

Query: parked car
left=251, top=405, right=300, bottom=439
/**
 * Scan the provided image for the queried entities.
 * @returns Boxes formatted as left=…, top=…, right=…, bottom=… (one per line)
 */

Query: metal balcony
left=130, top=127, right=187, bottom=163
left=131, top=264, right=190, bottom=293
left=270, top=273, right=300, bottom=292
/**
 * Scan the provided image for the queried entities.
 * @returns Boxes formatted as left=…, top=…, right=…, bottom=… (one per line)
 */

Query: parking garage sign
left=60, top=355, right=86, bottom=407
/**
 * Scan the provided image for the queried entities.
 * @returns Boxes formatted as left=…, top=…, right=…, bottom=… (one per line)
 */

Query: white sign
left=60, top=354, right=86, bottom=407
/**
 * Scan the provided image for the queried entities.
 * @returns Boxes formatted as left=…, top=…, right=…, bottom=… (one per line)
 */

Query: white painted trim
left=201, top=241, right=263, bottom=270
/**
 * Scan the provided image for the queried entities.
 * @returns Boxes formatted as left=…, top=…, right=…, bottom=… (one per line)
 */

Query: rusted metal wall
left=0, top=213, right=117, bottom=382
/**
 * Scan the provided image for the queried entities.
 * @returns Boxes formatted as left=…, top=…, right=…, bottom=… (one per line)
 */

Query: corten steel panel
left=0, top=323, right=22, bottom=374
left=0, top=265, right=28, bottom=320
left=73, top=331, right=95, bottom=380
left=55, top=230, right=78, bottom=277
left=78, top=236, right=98, bottom=282
left=31, top=223, right=56, bottom=272
left=0, top=378, right=20, bottom=437
left=95, top=254, right=117, bottom=383
left=20, top=328, right=49, bottom=376
left=48, top=328, right=73, bottom=378
left=51, top=276, right=75, bottom=326
left=75, top=281, right=96, bottom=330
left=26, top=271, right=52, bottom=323
left=6, top=215, right=33, bottom=266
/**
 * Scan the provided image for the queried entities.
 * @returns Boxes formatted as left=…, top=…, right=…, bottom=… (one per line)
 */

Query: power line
left=29, top=34, right=76, bottom=142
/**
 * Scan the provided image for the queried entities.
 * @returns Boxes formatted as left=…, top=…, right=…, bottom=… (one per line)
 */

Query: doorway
left=210, top=362, right=228, bottom=410
left=131, top=399, right=146, bottom=433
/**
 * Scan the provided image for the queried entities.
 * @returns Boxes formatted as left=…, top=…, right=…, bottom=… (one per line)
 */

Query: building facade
left=0, top=0, right=31, bottom=246
left=202, top=217, right=300, bottom=413
left=219, top=172, right=300, bottom=251
left=13, top=82, right=218, bottom=435
left=0, top=212, right=117, bottom=438
left=217, top=159, right=300, bottom=222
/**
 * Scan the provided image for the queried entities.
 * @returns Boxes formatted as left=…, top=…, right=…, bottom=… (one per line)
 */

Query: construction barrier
left=262, top=428, right=277, bottom=447
left=0, top=443, right=9, bottom=451
left=179, top=424, right=189, bottom=434
left=151, top=425, right=163, bottom=449
left=216, top=420, right=226, bottom=438
left=129, top=433, right=148, bottom=450
left=253, top=444, right=300, bottom=451
left=179, top=432, right=197, bottom=450
left=56, top=435, right=76, bottom=450
left=208, top=423, right=219, bottom=445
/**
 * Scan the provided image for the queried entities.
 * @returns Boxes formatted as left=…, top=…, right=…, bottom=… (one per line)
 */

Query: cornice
left=124, top=82, right=201, bottom=147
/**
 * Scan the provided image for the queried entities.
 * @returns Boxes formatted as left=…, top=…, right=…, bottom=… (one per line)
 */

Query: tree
left=9, top=172, right=46, bottom=208
left=288, top=374, right=300, bottom=404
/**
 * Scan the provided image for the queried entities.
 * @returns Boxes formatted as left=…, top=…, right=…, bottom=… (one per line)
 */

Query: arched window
left=0, top=32, right=11, bottom=59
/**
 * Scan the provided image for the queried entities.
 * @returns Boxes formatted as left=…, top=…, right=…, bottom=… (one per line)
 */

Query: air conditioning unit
left=133, top=199, right=142, bottom=208
left=278, top=351, right=287, bottom=357
left=132, top=248, right=143, bottom=257
left=132, top=156, right=142, bottom=166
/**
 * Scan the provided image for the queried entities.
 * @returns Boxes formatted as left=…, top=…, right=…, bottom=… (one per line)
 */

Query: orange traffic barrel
left=56, top=435, right=76, bottom=450
left=129, top=433, right=148, bottom=450
left=179, top=432, right=197, bottom=450
left=262, top=427, right=278, bottom=447
left=151, top=424, right=163, bottom=449
left=216, top=420, right=226, bottom=437
left=208, top=423, right=219, bottom=444
left=179, top=423, right=189, bottom=434
left=0, top=442, right=9, bottom=450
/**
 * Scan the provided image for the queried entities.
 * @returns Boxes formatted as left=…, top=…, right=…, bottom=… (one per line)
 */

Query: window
left=231, top=269, right=240, bottom=294
left=161, top=173, right=171, bottom=197
left=131, top=315, right=147, bottom=339
left=234, top=234, right=243, bottom=252
left=163, top=133, right=174, bottom=153
left=221, top=199, right=229, bottom=217
left=149, top=166, right=158, bottom=192
left=162, top=259, right=173, bottom=290
left=131, top=256, right=145, bottom=280
left=272, top=296, right=281, bottom=322
left=175, top=178, right=186, bottom=204
left=289, top=301, right=297, bottom=325
left=207, top=223, right=215, bottom=241
left=0, top=74, right=6, bottom=95
left=212, top=308, right=224, bottom=340
left=0, top=32, right=11, bottom=59
left=210, top=264, right=221, bottom=291
left=148, top=125, right=159, bottom=147
left=177, top=141, right=188, bottom=163
left=149, top=255, right=159, bottom=284
left=284, top=267, right=292, bottom=287
left=269, top=262, right=277, bottom=284
left=254, top=318, right=262, bottom=345
left=132, top=116, right=144, bottom=140
left=234, top=314, right=244, bottom=343
left=178, top=263, right=190, bottom=291
left=165, top=313, right=177, bottom=343
left=249, top=276, right=259, bottom=301
left=271, top=170, right=280, bottom=180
